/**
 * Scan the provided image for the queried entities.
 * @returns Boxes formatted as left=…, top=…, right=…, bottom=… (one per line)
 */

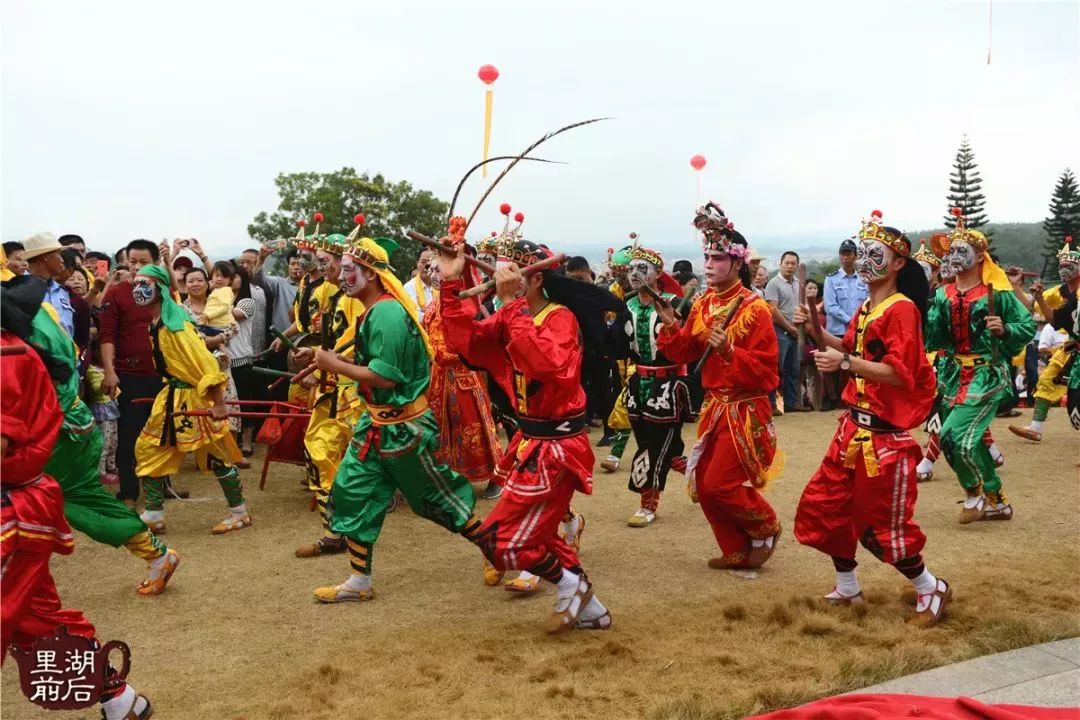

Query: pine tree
left=1041, top=168, right=1080, bottom=279
left=944, top=136, right=991, bottom=251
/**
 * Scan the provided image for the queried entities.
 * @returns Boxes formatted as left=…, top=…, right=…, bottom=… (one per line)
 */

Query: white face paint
left=855, top=239, right=891, bottom=284
left=427, top=257, right=442, bottom=288
left=945, top=240, right=978, bottom=275
left=339, top=256, right=368, bottom=298
left=939, top=258, right=956, bottom=281
left=1059, top=260, right=1079, bottom=284
left=627, top=259, right=658, bottom=291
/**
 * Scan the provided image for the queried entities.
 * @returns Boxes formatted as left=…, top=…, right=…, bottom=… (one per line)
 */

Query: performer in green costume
left=311, top=232, right=481, bottom=603
left=923, top=211, right=1035, bottom=524
left=2, top=272, right=177, bottom=596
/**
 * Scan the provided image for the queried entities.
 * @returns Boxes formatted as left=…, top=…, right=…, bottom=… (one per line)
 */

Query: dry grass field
left=3, top=409, right=1078, bottom=720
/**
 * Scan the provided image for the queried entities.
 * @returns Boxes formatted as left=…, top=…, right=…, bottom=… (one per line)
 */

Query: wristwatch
left=840, top=353, right=852, bottom=371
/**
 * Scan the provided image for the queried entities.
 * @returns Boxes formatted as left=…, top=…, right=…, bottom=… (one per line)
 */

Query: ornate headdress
left=476, top=231, right=499, bottom=256
left=492, top=203, right=544, bottom=265
left=316, top=233, right=349, bottom=256
left=296, top=212, right=325, bottom=252
left=913, top=239, right=941, bottom=268
left=857, top=209, right=910, bottom=258
left=693, top=202, right=750, bottom=260
left=930, top=208, right=1010, bottom=291
left=342, top=214, right=392, bottom=271
left=628, top=233, right=664, bottom=269
left=1058, top=236, right=1080, bottom=265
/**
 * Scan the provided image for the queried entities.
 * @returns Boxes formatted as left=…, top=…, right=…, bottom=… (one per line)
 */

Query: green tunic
left=31, top=306, right=147, bottom=547
left=330, top=297, right=476, bottom=573
left=924, top=284, right=1035, bottom=495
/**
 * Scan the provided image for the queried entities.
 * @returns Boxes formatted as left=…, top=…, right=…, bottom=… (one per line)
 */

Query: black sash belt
left=515, top=413, right=587, bottom=440
left=848, top=409, right=901, bottom=433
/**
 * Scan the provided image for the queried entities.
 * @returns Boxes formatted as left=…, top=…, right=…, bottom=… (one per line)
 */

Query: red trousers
left=1, top=549, right=96, bottom=659
left=695, top=428, right=781, bottom=566
left=481, top=433, right=591, bottom=572
left=795, top=414, right=926, bottom=565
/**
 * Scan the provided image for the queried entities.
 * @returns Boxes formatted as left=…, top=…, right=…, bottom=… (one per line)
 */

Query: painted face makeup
left=946, top=240, right=978, bottom=275
left=1059, top=260, right=1079, bottom=284
left=339, top=257, right=367, bottom=298
left=316, top=250, right=334, bottom=274
left=855, top=240, right=891, bottom=284
left=627, top=259, right=658, bottom=291
left=703, top=250, right=734, bottom=287
left=132, top=278, right=157, bottom=306
left=299, top=249, right=318, bottom=272
left=939, top=259, right=956, bottom=282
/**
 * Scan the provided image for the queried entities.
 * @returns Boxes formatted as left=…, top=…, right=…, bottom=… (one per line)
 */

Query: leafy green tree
left=944, top=136, right=993, bottom=254
left=1041, top=168, right=1080, bottom=278
left=248, top=168, right=449, bottom=280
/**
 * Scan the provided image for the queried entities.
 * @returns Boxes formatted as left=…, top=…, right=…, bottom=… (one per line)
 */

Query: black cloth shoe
left=597, top=432, right=615, bottom=447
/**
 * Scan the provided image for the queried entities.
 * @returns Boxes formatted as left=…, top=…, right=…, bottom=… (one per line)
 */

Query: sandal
left=211, top=513, right=253, bottom=535
left=908, top=578, right=952, bottom=627
left=102, top=691, right=153, bottom=719
left=546, top=576, right=594, bottom=635
left=576, top=610, right=612, bottom=630
left=505, top=573, right=541, bottom=594
left=137, top=551, right=180, bottom=597
left=295, top=536, right=347, bottom=558
left=824, top=588, right=866, bottom=606
left=139, top=515, right=166, bottom=535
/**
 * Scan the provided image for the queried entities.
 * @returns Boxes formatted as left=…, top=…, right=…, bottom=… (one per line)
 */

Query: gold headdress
left=857, top=209, right=910, bottom=258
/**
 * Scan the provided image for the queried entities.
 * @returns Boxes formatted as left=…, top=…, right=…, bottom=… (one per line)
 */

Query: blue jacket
left=823, top=269, right=867, bottom=336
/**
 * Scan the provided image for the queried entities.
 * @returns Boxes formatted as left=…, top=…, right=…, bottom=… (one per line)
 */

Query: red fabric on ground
left=748, top=694, right=1080, bottom=719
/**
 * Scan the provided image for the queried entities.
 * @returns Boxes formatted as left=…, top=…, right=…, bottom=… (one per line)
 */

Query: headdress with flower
left=693, top=202, right=750, bottom=261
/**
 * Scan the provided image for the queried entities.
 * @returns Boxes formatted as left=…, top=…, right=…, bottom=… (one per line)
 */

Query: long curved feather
left=447, top=156, right=564, bottom=221
left=465, top=117, right=611, bottom=230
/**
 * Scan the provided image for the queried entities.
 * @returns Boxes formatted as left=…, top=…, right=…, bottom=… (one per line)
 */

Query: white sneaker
left=626, top=508, right=656, bottom=528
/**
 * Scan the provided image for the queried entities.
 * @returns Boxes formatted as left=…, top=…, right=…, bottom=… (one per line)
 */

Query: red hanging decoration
left=690, top=154, right=707, bottom=171
left=478, top=64, right=500, bottom=85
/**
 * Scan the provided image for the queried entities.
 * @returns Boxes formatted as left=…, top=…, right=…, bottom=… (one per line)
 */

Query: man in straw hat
left=921, top=209, right=1035, bottom=524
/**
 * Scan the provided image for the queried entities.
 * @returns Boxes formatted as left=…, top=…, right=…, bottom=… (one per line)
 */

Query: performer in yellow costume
left=133, top=265, right=251, bottom=535
left=294, top=220, right=367, bottom=558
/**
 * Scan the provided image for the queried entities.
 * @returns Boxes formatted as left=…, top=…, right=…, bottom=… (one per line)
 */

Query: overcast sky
left=3, top=0, right=1078, bottom=263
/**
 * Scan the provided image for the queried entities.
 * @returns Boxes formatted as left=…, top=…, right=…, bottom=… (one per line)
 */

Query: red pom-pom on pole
left=313, top=212, right=325, bottom=223
left=690, top=154, right=707, bottom=171
left=478, top=64, right=500, bottom=85
left=490, top=231, right=497, bottom=237
left=354, top=214, right=365, bottom=225
left=297, top=219, right=306, bottom=227
left=629, top=232, right=638, bottom=240
left=871, top=209, right=883, bottom=220
left=514, top=212, right=524, bottom=222
left=950, top=207, right=963, bottom=217
left=499, top=203, right=512, bottom=215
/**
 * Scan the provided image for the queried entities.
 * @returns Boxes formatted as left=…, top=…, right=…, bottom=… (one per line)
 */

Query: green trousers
left=45, top=426, right=147, bottom=547
left=330, top=412, right=476, bottom=575
left=939, top=396, right=1003, bottom=495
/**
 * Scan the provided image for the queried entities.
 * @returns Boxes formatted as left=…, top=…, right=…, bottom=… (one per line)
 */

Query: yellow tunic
left=1034, top=285, right=1073, bottom=403
left=293, top=275, right=340, bottom=334
left=135, top=320, right=241, bottom=477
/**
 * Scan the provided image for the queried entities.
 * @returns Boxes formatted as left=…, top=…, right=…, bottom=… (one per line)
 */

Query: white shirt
left=1038, top=323, right=1068, bottom=352
left=404, top=274, right=434, bottom=320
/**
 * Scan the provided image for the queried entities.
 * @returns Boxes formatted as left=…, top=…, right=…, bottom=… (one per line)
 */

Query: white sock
left=229, top=503, right=247, bottom=516
left=835, top=570, right=861, bottom=598
left=1029, top=420, right=1044, bottom=433
left=916, top=457, right=934, bottom=474
left=342, top=573, right=371, bottom=592
left=101, top=686, right=148, bottom=720
left=988, top=443, right=1004, bottom=463
left=140, top=510, right=164, bottom=523
left=912, top=568, right=938, bottom=597
left=556, top=569, right=580, bottom=597
left=149, top=552, right=170, bottom=571
left=560, top=515, right=581, bottom=544
left=516, top=571, right=537, bottom=582
left=578, top=594, right=608, bottom=621
left=963, top=493, right=984, bottom=509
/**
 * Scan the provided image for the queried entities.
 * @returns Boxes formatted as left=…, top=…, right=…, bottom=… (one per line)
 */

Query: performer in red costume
left=437, top=234, right=622, bottom=634
left=792, top=210, right=952, bottom=626
left=1, top=323, right=152, bottom=718
left=656, top=203, right=784, bottom=569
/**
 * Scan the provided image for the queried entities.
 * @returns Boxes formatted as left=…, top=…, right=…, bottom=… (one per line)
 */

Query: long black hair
left=890, top=229, right=930, bottom=322
left=731, top=231, right=752, bottom=289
